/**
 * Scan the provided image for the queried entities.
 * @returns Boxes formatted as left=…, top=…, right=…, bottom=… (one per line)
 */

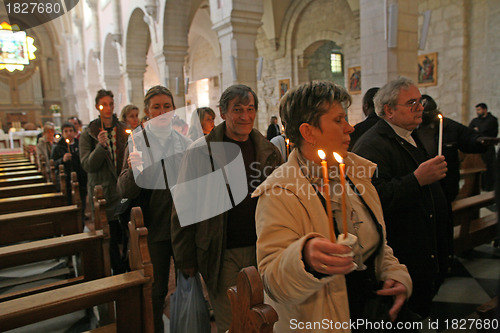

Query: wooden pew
left=0, top=169, right=41, bottom=179
left=457, top=153, right=487, bottom=200
left=452, top=191, right=497, bottom=254
left=0, top=192, right=67, bottom=214
left=0, top=174, right=45, bottom=187
left=0, top=194, right=110, bottom=302
left=0, top=164, right=37, bottom=172
left=0, top=205, right=82, bottom=246
left=0, top=160, right=32, bottom=168
left=0, top=164, right=64, bottom=199
left=0, top=153, right=25, bottom=161
left=227, top=266, right=278, bottom=333
left=0, top=207, right=154, bottom=333
left=0, top=164, right=69, bottom=214
left=0, top=173, right=81, bottom=246
left=0, top=182, right=57, bottom=198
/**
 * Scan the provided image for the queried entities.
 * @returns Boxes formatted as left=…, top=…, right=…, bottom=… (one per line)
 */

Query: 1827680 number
left=6, top=2, right=62, bottom=15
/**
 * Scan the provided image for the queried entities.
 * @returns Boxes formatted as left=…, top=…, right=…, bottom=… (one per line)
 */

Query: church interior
left=0, top=0, right=498, bottom=332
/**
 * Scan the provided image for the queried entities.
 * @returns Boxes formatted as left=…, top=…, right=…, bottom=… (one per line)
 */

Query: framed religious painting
left=278, top=78, right=290, bottom=99
left=347, top=66, right=361, bottom=94
left=418, top=52, right=438, bottom=87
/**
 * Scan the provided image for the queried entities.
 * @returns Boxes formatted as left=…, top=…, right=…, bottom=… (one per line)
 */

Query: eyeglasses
left=394, top=98, right=425, bottom=112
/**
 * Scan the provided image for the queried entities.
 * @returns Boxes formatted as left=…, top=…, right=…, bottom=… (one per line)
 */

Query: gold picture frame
left=279, top=78, right=290, bottom=99
left=347, top=66, right=361, bottom=94
left=418, top=52, right=438, bottom=87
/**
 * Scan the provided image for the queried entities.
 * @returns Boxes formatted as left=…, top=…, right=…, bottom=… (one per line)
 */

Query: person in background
left=348, top=87, right=380, bottom=150
left=68, top=117, right=83, bottom=139
left=415, top=94, right=488, bottom=203
left=117, top=85, right=192, bottom=333
left=254, top=81, right=411, bottom=332
left=80, top=89, right=128, bottom=275
left=172, top=115, right=189, bottom=136
left=266, top=115, right=281, bottom=140
left=120, top=104, right=140, bottom=130
left=51, top=122, right=87, bottom=219
left=36, top=122, right=56, bottom=176
left=352, top=77, right=449, bottom=318
left=171, top=84, right=282, bottom=333
left=187, top=106, right=216, bottom=141
left=469, top=103, right=499, bottom=191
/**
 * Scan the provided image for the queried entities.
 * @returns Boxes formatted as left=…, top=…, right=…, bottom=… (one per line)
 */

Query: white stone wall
left=468, top=0, right=500, bottom=122
left=418, top=0, right=467, bottom=122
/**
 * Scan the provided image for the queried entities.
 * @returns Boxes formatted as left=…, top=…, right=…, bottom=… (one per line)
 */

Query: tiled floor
left=428, top=243, right=499, bottom=332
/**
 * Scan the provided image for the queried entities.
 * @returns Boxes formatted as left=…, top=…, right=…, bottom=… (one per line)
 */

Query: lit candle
left=333, top=152, right=348, bottom=238
left=285, top=138, right=290, bottom=159
left=99, top=105, right=104, bottom=130
left=125, top=129, right=136, bottom=151
left=437, top=114, right=443, bottom=156
left=318, top=150, right=336, bottom=243
left=65, top=139, right=71, bottom=153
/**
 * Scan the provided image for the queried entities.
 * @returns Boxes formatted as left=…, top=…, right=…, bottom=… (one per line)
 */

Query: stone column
left=160, top=46, right=187, bottom=107
left=360, top=0, right=419, bottom=91
left=211, top=0, right=264, bottom=91
left=124, top=66, right=146, bottom=110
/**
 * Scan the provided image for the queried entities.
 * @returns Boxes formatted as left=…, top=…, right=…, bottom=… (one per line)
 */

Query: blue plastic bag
left=170, top=272, right=211, bottom=333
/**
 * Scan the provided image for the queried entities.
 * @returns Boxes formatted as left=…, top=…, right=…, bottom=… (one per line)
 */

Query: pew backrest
left=0, top=207, right=153, bottom=332
left=227, top=266, right=278, bottom=333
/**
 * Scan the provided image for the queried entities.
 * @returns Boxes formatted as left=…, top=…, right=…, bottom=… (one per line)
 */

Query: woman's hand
left=98, top=130, right=108, bottom=148
left=376, top=279, right=407, bottom=322
left=128, top=150, right=143, bottom=169
left=303, top=237, right=355, bottom=275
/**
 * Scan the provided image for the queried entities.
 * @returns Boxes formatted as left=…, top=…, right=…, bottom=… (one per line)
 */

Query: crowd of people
left=35, top=77, right=497, bottom=332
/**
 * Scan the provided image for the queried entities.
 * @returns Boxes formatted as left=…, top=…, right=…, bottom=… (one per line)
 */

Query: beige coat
left=253, top=150, right=412, bottom=332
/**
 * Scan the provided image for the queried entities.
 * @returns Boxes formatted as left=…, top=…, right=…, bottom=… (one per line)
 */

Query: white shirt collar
left=384, top=119, right=417, bottom=147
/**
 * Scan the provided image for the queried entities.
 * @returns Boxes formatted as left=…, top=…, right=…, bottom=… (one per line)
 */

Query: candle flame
left=55, top=134, right=60, bottom=139
left=125, top=129, right=132, bottom=134
left=65, top=139, right=70, bottom=144
left=437, top=114, right=443, bottom=120
left=99, top=105, right=103, bottom=111
left=318, top=149, right=326, bottom=160
left=285, top=138, right=289, bottom=144
left=333, top=152, right=343, bottom=164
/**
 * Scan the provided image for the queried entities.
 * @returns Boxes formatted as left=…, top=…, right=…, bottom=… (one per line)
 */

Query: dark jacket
left=348, top=112, right=380, bottom=151
left=266, top=123, right=280, bottom=140
left=415, top=115, right=486, bottom=202
left=117, top=128, right=192, bottom=243
left=80, top=115, right=127, bottom=221
left=51, top=137, right=87, bottom=203
left=171, top=122, right=282, bottom=293
left=469, top=112, right=498, bottom=137
left=352, top=120, right=450, bottom=316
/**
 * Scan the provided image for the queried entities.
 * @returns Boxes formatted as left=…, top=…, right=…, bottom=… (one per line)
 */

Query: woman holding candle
left=117, top=85, right=192, bottom=333
left=253, top=81, right=412, bottom=331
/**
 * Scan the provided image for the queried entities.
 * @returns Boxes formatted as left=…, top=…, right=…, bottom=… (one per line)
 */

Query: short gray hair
left=374, top=77, right=415, bottom=117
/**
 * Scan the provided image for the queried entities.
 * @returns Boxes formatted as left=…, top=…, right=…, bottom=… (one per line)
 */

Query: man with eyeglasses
left=352, top=77, right=449, bottom=319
